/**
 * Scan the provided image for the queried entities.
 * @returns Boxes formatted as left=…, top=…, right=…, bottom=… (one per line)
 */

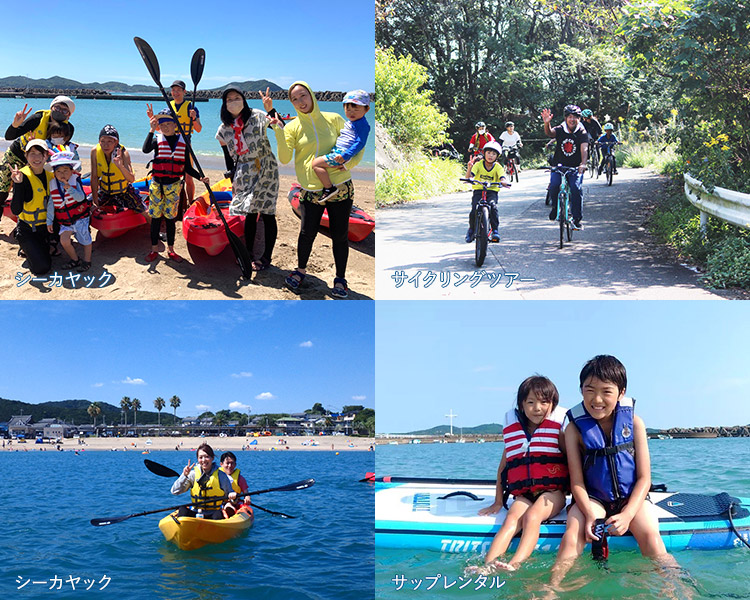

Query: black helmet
left=564, top=105, right=582, bottom=117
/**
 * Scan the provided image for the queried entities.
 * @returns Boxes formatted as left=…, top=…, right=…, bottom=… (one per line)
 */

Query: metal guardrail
left=684, top=173, right=750, bottom=231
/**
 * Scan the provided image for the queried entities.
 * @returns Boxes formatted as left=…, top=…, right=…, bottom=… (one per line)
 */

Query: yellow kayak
left=158, top=504, right=254, bottom=550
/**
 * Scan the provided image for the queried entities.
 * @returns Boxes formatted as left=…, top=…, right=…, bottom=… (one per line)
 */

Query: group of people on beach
left=1, top=81, right=370, bottom=298
left=466, top=354, right=680, bottom=589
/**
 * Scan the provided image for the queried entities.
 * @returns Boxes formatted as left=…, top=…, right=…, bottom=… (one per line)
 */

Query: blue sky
left=0, top=0, right=374, bottom=91
left=0, top=301, right=373, bottom=416
left=376, top=301, right=750, bottom=433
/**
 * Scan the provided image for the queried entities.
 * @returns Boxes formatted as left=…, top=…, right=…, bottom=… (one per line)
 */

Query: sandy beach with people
left=0, top=142, right=375, bottom=300
left=2, top=434, right=375, bottom=452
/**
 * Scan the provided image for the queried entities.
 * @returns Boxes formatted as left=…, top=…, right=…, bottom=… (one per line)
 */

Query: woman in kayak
left=171, top=443, right=238, bottom=519
left=273, top=82, right=366, bottom=299
left=467, top=375, right=568, bottom=574
left=215, top=86, right=280, bottom=271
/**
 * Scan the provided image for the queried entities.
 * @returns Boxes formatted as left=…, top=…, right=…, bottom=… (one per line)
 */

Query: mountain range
left=0, top=398, right=179, bottom=426
left=0, top=76, right=283, bottom=93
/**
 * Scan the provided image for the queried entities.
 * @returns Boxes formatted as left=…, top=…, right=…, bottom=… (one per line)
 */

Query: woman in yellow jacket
left=273, top=82, right=365, bottom=299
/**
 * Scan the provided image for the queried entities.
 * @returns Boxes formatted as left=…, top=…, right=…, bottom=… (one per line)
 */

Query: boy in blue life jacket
left=597, top=123, right=619, bottom=175
left=549, top=355, right=678, bottom=588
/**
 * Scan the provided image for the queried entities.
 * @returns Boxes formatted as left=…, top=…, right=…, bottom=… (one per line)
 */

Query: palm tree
left=132, top=398, right=141, bottom=432
left=87, top=402, right=102, bottom=428
left=120, top=396, right=131, bottom=428
left=154, top=397, right=165, bottom=426
left=170, top=395, right=181, bottom=421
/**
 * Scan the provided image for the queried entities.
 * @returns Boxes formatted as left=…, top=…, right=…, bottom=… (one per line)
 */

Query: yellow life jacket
left=95, top=144, right=128, bottom=195
left=19, top=110, right=53, bottom=149
left=18, top=166, right=52, bottom=228
left=228, top=468, right=243, bottom=494
left=170, top=100, right=194, bottom=137
left=190, top=464, right=226, bottom=510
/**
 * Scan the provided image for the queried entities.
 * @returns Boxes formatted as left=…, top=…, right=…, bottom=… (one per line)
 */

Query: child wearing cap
left=170, top=80, right=202, bottom=205
left=90, top=124, right=146, bottom=215
left=311, top=90, right=370, bottom=202
left=142, top=108, right=208, bottom=263
left=45, top=151, right=92, bottom=271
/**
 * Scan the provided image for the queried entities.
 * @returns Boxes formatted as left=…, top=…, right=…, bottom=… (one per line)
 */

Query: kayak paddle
left=133, top=36, right=253, bottom=279
left=90, top=478, right=314, bottom=526
left=144, top=458, right=179, bottom=478
left=187, top=48, right=204, bottom=137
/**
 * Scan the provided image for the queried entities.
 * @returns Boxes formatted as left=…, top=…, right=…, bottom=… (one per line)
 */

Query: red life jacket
left=152, top=133, right=187, bottom=180
left=50, top=178, right=91, bottom=226
left=503, top=407, right=569, bottom=497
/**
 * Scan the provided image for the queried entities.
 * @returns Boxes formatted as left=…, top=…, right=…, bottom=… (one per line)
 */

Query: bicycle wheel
left=606, top=157, right=614, bottom=186
left=558, top=190, right=566, bottom=249
left=512, top=159, right=519, bottom=183
left=588, top=154, right=595, bottom=178
left=566, top=217, right=573, bottom=242
left=475, top=205, right=489, bottom=267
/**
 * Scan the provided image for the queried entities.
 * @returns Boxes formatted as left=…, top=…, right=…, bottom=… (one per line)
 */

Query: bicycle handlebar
left=544, top=165, right=579, bottom=174
left=460, top=178, right=507, bottom=189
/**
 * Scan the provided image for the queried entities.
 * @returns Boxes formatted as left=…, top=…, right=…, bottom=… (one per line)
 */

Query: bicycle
left=460, top=178, right=508, bottom=267
left=599, top=142, right=619, bottom=186
left=587, top=141, right=601, bottom=179
left=503, top=145, right=521, bottom=183
left=546, top=165, right=580, bottom=249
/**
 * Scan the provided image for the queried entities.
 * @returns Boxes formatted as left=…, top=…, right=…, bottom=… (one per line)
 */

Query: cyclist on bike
left=582, top=109, right=602, bottom=145
left=597, top=123, right=619, bottom=175
left=499, top=121, right=523, bottom=171
left=465, top=141, right=510, bottom=243
left=542, top=104, right=588, bottom=230
left=468, top=121, right=495, bottom=159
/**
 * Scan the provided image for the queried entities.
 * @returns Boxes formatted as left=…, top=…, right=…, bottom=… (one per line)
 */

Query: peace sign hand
left=259, top=87, right=273, bottom=112
left=10, top=165, right=23, bottom=184
left=182, top=459, right=195, bottom=477
left=146, top=103, right=154, bottom=120
left=12, top=104, right=33, bottom=128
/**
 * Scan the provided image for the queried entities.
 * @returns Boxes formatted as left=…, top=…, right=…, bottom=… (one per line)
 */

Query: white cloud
left=196, top=404, right=211, bottom=412
left=352, top=395, right=366, bottom=401
left=231, top=371, right=253, bottom=378
left=229, top=401, right=251, bottom=412
left=122, top=377, right=146, bottom=385
left=299, top=341, right=313, bottom=348
left=92, top=383, right=104, bottom=388
left=255, top=392, right=275, bottom=400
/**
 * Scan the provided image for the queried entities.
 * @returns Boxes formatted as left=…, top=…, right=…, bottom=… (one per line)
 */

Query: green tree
left=170, top=395, right=181, bottom=421
left=87, top=402, right=102, bottom=428
left=309, top=403, right=326, bottom=415
left=120, top=396, right=131, bottom=427
left=154, top=397, right=165, bottom=426
left=375, top=46, right=451, bottom=150
left=342, top=405, right=365, bottom=413
left=214, top=410, right=230, bottom=427
left=131, top=398, right=141, bottom=431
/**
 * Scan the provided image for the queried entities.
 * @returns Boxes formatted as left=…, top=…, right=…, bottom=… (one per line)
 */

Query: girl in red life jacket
left=467, top=376, right=569, bottom=574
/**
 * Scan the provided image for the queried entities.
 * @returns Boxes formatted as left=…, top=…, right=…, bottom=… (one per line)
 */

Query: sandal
left=146, top=251, right=159, bottom=262
left=252, top=257, right=271, bottom=271
left=167, top=251, right=183, bottom=263
left=331, top=277, right=349, bottom=299
left=76, top=260, right=92, bottom=272
left=284, top=270, right=305, bottom=292
left=62, top=258, right=81, bottom=270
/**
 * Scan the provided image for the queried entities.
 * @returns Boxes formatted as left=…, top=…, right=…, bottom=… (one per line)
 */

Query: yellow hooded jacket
left=273, top=81, right=364, bottom=191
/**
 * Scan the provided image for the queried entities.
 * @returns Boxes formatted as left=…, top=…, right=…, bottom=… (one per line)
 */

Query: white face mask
left=226, top=100, right=243, bottom=116
left=51, top=137, right=65, bottom=145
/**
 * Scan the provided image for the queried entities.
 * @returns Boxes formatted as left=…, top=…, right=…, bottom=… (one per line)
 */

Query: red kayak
left=287, top=182, right=375, bottom=242
left=90, top=177, right=149, bottom=238
left=182, top=178, right=245, bottom=256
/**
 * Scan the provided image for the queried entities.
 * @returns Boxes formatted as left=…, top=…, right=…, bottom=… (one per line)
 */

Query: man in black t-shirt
left=542, top=104, right=588, bottom=229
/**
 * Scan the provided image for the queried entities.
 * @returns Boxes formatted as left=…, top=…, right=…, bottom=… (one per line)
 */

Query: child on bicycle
left=549, top=355, right=676, bottom=589
left=467, top=375, right=568, bottom=574
left=467, top=121, right=495, bottom=160
left=465, top=141, right=510, bottom=243
left=597, top=123, right=619, bottom=175
left=499, top=121, right=523, bottom=171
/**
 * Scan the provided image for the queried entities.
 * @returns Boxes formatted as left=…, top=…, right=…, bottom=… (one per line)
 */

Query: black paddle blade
left=133, top=37, right=160, bottom=85
left=227, top=228, right=254, bottom=279
left=190, top=49, right=205, bottom=87
left=144, top=459, right=179, bottom=478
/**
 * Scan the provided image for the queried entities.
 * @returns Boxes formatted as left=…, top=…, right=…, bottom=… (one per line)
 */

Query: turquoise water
left=0, top=97, right=375, bottom=168
left=2, top=449, right=374, bottom=599
left=375, top=439, right=750, bottom=599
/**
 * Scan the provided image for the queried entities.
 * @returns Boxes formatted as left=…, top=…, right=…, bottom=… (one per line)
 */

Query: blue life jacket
left=567, top=398, right=636, bottom=502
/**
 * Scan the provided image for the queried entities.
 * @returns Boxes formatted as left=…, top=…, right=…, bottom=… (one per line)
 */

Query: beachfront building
left=8, top=415, right=33, bottom=439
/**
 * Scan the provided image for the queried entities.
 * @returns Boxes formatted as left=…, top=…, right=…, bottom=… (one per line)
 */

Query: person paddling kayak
left=170, top=443, right=238, bottom=519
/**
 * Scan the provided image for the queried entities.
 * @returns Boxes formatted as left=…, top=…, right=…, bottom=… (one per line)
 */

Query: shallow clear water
left=2, top=449, right=374, bottom=599
left=376, top=438, right=750, bottom=599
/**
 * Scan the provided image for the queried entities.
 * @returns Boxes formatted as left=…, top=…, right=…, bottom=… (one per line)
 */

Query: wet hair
left=579, top=355, right=627, bottom=393
left=220, top=451, right=237, bottom=463
left=515, top=375, right=559, bottom=430
left=220, top=88, right=251, bottom=126
left=196, top=443, right=215, bottom=458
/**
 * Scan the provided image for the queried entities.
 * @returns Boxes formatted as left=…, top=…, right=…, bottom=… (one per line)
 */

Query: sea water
left=375, top=438, right=750, bottom=599
left=0, top=97, right=376, bottom=170
left=1, top=448, right=374, bottom=599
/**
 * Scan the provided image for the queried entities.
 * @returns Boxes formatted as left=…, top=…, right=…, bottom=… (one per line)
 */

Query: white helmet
left=483, top=141, right=502, bottom=155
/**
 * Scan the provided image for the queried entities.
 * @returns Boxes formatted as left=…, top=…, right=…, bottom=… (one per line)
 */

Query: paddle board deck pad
left=182, top=178, right=245, bottom=256
left=375, top=477, right=750, bottom=553
left=90, top=177, right=149, bottom=238
left=288, top=182, right=375, bottom=242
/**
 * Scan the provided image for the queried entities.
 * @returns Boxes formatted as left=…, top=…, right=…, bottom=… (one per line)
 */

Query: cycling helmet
left=475, top=121, right=486, bottom=129
left=482, top=141, right=503, bottom=155
left=603, top=123, right=614, bottom=131
left=581, top=109, right=593, bottom=118
left=564, top=105, right=582, bottom=117
left=505, top=121, right=515, bottom=128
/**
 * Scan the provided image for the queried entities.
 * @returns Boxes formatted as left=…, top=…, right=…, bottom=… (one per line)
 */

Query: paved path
left=377, top=168, right=721, bottom=299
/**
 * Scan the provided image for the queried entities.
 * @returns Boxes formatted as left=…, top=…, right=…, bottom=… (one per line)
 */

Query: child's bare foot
left=494, top=561, right=517, bottom=572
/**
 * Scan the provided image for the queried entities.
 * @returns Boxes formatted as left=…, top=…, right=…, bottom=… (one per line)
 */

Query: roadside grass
left=376, top=157, right=465, bottom=207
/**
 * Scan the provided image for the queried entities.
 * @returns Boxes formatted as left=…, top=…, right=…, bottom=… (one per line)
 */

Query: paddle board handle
left=592, top=518, right=609, bottom=561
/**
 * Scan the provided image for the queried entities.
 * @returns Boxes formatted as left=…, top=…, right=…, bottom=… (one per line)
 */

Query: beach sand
left=2, top=434, right=375, bottom=452
left=0, top=144, right=375, bottom=300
